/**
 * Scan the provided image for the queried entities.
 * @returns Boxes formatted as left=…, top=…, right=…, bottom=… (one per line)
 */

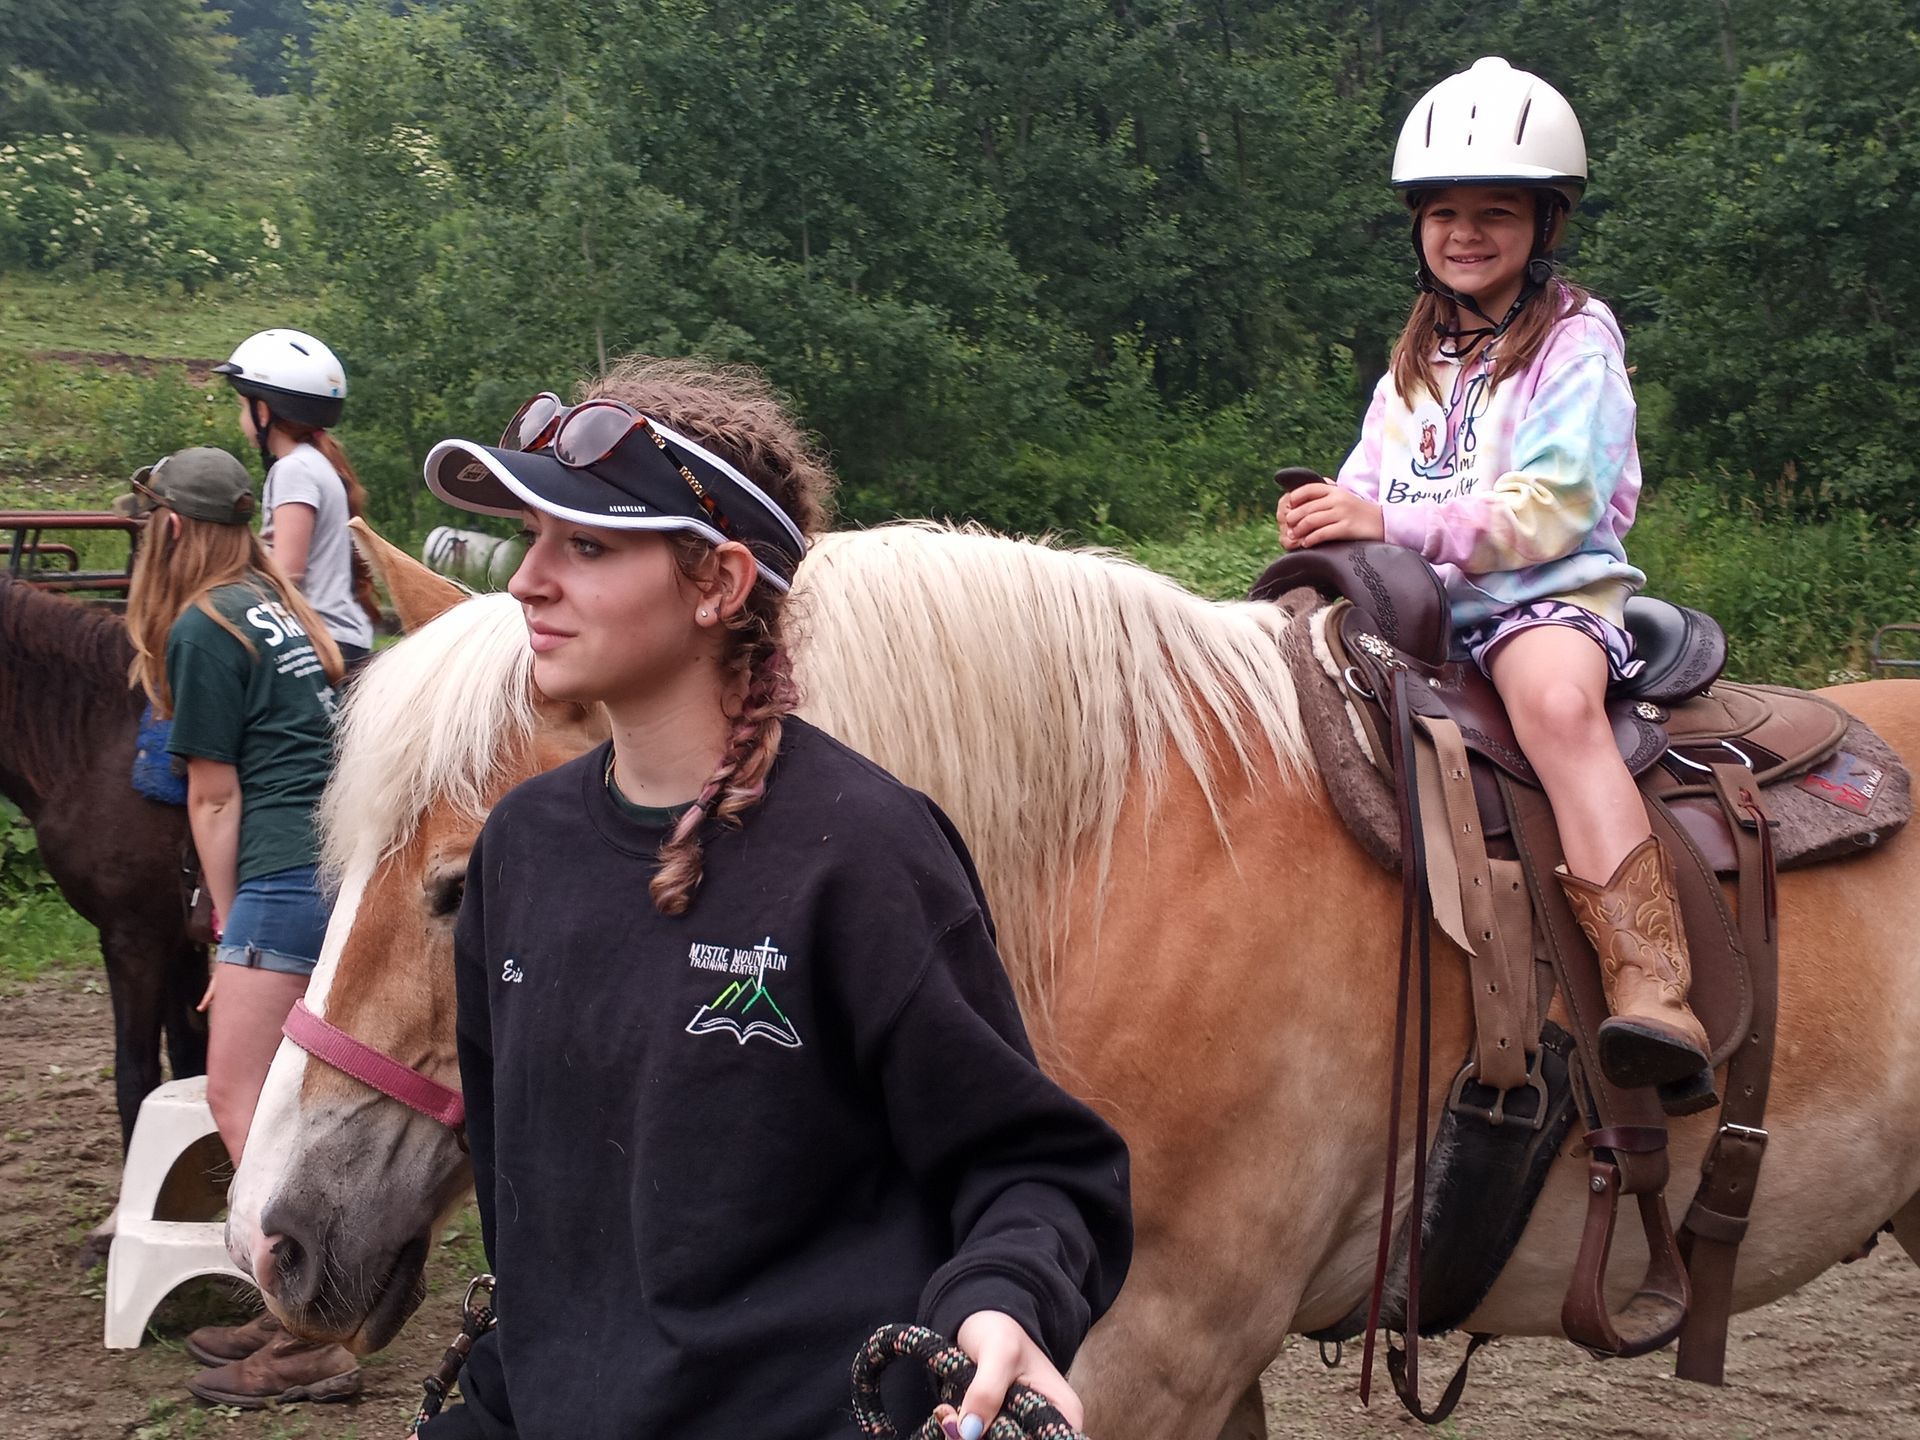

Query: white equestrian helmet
left=1392, top=57, right=1587, bottom=210
left=215, top=328, right=348, bottom=429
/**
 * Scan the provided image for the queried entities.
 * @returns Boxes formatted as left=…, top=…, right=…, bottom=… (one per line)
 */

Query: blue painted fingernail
left=939, top=1418, right=962, bottom=1440
left=959, top=1416, right=985, bottom=1440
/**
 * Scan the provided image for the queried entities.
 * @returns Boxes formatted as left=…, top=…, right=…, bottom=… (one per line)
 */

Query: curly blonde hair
left=581, top=357, right=835, bottom=915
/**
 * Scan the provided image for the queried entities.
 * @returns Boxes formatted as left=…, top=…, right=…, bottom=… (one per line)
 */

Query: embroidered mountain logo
left=685, top=937, right=801, bottom=1048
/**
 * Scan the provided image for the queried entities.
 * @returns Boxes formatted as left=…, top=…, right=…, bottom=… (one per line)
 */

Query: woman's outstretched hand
left=1278, top=481, right=1384, bottom=549
left=950, top=1310, right=1082, bottom=1438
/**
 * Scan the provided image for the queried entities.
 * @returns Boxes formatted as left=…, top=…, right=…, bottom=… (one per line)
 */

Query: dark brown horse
left=0, top=577, right=207, bottom=1146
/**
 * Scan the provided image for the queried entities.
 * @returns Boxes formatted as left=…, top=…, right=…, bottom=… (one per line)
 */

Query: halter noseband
left=283, top=998, right=466, bottom=1131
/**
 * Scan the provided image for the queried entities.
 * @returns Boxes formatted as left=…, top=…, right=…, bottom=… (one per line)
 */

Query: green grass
left=105, top=94, right=308, bottom=212
left=0, top=891, right=99, bottom=981
left=0, top=801, right=98, bottom=981
left=0, top=270, right=303, bottom=360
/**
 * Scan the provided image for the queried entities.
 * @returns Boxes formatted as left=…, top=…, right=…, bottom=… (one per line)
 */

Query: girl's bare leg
left=1488, top=622, right=1710, bottom=1096
left=1487, top=624, right=1647, bottom=881
left=205, top=965, right=309, bottom=1166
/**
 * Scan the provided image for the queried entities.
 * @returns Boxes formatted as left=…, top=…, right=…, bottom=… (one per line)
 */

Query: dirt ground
left=3, top=970, right=1918, bottom=1439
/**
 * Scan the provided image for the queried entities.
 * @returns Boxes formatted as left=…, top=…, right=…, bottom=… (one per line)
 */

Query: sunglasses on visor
left=499, top=393, right=735, bottom=538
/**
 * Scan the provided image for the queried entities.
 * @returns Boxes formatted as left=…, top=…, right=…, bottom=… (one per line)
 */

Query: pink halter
left=283, top=999, right=466, bottom=1131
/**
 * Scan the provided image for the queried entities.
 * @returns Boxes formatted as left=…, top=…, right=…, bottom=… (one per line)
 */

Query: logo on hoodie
left=685, top=937, right=801, bottom=1048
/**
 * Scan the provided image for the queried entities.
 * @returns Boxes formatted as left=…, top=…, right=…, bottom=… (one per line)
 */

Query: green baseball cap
left=118, top=447, right=256, bottom=525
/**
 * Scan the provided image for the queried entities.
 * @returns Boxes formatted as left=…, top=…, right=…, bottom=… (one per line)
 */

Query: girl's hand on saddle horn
left=952, top=1310, right=1083, bottom=1439
left=1279, top=483, right=1384, bottom=550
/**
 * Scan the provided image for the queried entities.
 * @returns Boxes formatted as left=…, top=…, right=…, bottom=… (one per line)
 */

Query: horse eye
left=428, top=873, right=466, bottom=918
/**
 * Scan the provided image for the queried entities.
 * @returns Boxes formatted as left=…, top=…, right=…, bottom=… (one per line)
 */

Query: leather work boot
left=185, top=1309, right=280, bottom=1366
left=185, top=1328, right=361, bottom=1409
left=1558, top=836, right=1715, bottom=1106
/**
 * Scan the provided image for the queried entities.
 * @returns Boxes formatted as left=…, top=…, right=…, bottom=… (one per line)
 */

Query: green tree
left=0, top=0, right=236, bottom=141
left=222, top=0, right=317, bottom=94
left=1576, top=0, right=1920, bottom=515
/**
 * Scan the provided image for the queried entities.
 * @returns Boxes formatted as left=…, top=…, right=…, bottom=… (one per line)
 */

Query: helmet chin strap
left=246, top=397, right=276, bottom=477
left=1412, top=195, right=1562, bottom=358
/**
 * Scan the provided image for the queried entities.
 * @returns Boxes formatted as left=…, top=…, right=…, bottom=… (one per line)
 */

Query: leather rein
left=283, top=998, right=466, bottom=1132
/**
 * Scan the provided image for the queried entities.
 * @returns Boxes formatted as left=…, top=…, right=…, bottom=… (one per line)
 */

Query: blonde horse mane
left=317, top=525, right=1313, bottom=1034
left=319, top=591, right=539, bottom=881
left=791, top=524, right=1312, bottom=1027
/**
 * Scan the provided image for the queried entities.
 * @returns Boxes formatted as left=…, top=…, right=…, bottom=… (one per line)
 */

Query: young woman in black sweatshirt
left=416, top=358, right=1132, bottom=1440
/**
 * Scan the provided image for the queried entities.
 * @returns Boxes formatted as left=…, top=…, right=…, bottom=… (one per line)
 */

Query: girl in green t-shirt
left=123, top=446, right=360, bottom=1407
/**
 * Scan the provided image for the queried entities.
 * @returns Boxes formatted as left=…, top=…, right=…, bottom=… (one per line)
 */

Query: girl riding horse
left=412, top=357, right=1133, bottom=1439
left=1278, top=57, right=1714, bottom=1113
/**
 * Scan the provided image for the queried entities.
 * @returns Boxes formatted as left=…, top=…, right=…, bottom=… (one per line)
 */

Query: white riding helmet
left=215, top=328, right=348, bottom=429
left=1392, top=56, right=1587, bottom=210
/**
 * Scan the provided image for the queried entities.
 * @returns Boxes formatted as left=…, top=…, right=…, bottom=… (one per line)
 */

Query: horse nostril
left=270, top=1232, right=317, bottom=1309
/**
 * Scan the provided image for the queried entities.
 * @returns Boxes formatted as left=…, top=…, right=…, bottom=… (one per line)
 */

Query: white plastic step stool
left=103, top=1075, right=254, bottom=1348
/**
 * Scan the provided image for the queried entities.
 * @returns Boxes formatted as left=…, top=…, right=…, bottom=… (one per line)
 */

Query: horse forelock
left=789, top=523, right=1312, bottom=1028
left=318, top=592, right=541, bottom=882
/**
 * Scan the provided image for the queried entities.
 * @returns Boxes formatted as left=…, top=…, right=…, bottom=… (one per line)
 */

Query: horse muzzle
left=249, top=1194, right=433, bottom=1352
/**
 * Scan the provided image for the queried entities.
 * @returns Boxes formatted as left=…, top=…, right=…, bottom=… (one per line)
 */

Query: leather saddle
left=1250, top=541, right=1829, bottom=1421
left=1252, top=542, right=1853, bottom=860
left=1254, top=540, right=1725, bottom=698
left=1254, top=541, right=1735, bottom=763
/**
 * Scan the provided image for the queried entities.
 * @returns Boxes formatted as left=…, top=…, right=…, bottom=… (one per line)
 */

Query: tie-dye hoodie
left=1336, top=294, right=1645, bottom=628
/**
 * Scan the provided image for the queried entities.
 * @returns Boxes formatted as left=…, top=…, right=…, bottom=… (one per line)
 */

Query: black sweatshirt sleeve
left=877, top=908, right=1133, bottom=1366
left=421, top=828, right=520, bottom=1439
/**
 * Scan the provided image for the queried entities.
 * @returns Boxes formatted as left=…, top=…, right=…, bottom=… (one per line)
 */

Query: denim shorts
left=215, top=864, right=332, bottom=976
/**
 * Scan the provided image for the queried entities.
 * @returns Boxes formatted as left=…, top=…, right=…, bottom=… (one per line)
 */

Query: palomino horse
left=229, top=523, right=1920, bottom=1438
left=0, top=577, right=207, bottom=1147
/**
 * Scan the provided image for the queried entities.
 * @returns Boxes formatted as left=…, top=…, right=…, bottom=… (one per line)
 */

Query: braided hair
left=582, top=358, right=835, bottom=916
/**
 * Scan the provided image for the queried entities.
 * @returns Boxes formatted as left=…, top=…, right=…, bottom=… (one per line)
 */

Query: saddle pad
left=1668, top=715, right=1911, bottom=872
left=1282, top=599, right=1912, bottom=877
left=132, top=703, right=187, bottom=808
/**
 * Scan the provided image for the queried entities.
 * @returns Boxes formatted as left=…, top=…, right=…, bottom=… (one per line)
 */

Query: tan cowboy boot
left=185, top=1309, right=280, bottom=1366
left=1557, top=837, right=1713, bottom=1102
left=185, top=1327, right=361, bottom=1409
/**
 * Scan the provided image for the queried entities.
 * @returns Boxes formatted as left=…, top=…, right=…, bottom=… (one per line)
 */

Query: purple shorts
left=1455, top=600, right=1645, bottom=682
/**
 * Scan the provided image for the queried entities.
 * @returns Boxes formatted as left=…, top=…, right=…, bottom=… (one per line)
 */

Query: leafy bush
left=0, top=134, right=295, bottom=292
left=0, top=799, right=47, bottom=904
left=1630, top=480, right=1920, bottom=685
left=1131, top=484, right=1920, bottom=691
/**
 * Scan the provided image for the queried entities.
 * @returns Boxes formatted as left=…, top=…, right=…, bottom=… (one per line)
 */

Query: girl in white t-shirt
left=216, top=329, right=381, bottom=667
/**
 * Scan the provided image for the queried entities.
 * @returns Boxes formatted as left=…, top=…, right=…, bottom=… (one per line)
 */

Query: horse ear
left=348, top=518, right=468, bottom=633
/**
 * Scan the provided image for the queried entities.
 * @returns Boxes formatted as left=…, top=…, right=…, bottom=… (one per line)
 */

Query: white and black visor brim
left=423, top=425, right=805, bottom=592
